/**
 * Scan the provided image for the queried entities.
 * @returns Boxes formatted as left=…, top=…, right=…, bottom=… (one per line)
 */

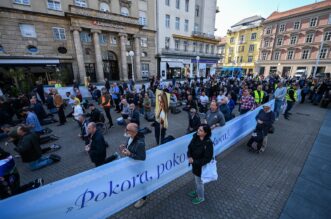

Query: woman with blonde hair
left=154, top=91, right=169, bottom=144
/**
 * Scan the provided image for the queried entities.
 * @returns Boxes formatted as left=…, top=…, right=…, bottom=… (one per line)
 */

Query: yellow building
left=223, top=16, right=265, bottom=75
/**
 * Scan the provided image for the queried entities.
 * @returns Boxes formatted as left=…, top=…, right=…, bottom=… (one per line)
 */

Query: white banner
left=0, top=100, right=274, bottom=219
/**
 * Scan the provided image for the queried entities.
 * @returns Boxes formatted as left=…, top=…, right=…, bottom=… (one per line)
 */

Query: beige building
left=0, top=0, right=157, bottom=85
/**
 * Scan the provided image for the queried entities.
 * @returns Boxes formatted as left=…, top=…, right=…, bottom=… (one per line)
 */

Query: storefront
left=191, top=58, right=218, bottom=78
left=160, top=58, right=192, bottom=80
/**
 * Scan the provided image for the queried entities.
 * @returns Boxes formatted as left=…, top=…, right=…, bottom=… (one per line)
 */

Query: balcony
left=67, top=5, right=140, bottom=26
left=192, top=31, right=216, bottom=40
left=161, top=48, right=220, bottom=58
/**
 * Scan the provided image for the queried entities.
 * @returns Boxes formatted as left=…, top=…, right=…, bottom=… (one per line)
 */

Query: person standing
left=85, top=122, right=108, bottom=167
left=284, top=84, right=297, bottom=120
left=253, top=85, right=265, bottom=106
left=128, top=103, right=140, bottom=126
left=53, top=90, right=66, bottom=126
left=187, top=124, right=213, bottom=204
left=205, top=101, right=225, bottom=129
left=111, top=83, right=121, bottom=113
left=100, top=89, right=113, bottom=128
left=119, top=123, right=146, bottom=208
left=104, top=78, right=110, bottom=92
left=239, top=89, right=255, bottom=115
left=273, top=82, right=287, bottom=120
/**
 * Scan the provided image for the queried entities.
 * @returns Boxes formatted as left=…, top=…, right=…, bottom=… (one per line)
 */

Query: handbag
left=201, top=158, right=218, bottom=184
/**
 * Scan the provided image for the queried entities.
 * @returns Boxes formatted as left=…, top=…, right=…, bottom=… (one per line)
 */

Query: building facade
left=217, top=36, right=226, bottom=66
left=0, top=0, right=157, bottom=85
left=257, top=0, right=331, bottom=77
left=156, top=0, right=220, bottom=80
left=223, top=15, right=265, bottom=75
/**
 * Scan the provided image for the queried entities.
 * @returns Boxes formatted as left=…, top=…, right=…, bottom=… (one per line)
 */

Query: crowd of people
left=0, top=73, right=330, bottom=207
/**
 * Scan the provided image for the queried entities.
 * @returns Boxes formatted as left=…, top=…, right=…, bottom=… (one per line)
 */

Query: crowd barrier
left=0, top=100, right=275, bottom=219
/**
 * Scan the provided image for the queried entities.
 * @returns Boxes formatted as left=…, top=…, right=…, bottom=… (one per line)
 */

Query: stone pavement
left=279, top=109, right=331, bottom=219
left=0, top=102, right=328, bottom=219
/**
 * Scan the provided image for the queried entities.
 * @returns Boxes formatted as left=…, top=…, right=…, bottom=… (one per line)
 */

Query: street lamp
left=196, top=56, right=200, bottom=77
left=127, top=50, right=135, bottom=81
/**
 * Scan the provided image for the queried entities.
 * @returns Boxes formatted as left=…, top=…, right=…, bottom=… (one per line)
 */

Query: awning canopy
left=0, top=59, right=60, bottom=65
left=167, top=62, right=183, bottom=68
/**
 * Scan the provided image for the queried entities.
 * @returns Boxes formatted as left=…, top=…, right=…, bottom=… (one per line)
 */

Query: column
left=71, top=27, right=86, bottom=82
left=134, top=36, right=142, bottom=80
left=119, top=33, right=128, bottom=81
left=91, top=29, right=104, bottom=82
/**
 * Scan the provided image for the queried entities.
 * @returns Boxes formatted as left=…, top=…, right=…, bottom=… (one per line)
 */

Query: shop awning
left=0, top=59, right=60, bottom=64
left=167, top=62, right=184, bottom=68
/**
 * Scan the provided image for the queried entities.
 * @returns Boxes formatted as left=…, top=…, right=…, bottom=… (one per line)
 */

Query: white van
left=294, top=69, right=306, bottom=79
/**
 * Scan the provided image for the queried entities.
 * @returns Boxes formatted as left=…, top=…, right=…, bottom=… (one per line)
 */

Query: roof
left=231, top=15, right=265, bottom=28
left=218, top=37, right=227, bottom=45
left=265, top=0, right=331, bottom=22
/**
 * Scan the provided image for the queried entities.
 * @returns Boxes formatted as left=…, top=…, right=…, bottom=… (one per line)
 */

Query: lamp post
left=196, top=56, right=200, bottom=77
left=127, top=50, right=135, bottom=81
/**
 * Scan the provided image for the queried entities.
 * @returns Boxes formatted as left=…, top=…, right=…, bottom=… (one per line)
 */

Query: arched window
left=121, top=7, right=129, bottom=16
left=100, top=2, right=110, bottom=12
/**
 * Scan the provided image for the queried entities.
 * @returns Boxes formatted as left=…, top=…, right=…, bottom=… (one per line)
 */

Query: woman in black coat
left=187, top=124, right=213, bottom=204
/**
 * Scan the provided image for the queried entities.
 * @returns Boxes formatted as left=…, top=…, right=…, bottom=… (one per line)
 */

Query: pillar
left=71, top=27, right=86, bottom=82
left=119, top=33, right=128, bottom=81
left=91, top=29, right=104, bottom=82
left=134, top=35, right=142, bottom=80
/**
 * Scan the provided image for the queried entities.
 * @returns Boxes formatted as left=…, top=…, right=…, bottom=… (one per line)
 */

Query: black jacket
left=187, top=134, right=213, bottom=177
left=186, top=99, right=198, bottom=110
left=129, top=109, right=140, bottom=126
left=188, top=114, right=201, bottom=132
left=126, top=132, right=146, bottom=160
left=89, top=108, right=101, bottom=123
left=255, top=109, right=275, bottom=136
left=219, top=104, right=232, bottom=122
left=88, top=131, right=108, bottom=164
left=16, top=132, right=42, bottom=163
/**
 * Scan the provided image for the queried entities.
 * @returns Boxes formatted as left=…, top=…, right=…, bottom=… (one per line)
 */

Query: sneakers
left=192, top=197, right=205, bottom=205
left=134, top=199, right=146, bottom=209
left=187, top=190, right=197, bottom=198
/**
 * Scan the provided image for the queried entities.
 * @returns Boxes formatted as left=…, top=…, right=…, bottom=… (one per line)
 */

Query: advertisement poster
left=155, top=89, right=170, bottom=129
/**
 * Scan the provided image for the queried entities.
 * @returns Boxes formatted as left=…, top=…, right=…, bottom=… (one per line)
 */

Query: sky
left=215, top=0, right=324, bottom=37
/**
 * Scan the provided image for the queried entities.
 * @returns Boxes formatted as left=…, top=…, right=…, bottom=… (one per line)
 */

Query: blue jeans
left=274, top=99, right=283, bottom=119
left=29, top=156, right=54, bottom=170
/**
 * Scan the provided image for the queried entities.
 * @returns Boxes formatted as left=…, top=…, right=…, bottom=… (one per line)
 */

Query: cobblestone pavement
left=1, top=103, right=327, bottom=219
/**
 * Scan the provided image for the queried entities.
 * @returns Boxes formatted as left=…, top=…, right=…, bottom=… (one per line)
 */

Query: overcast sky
left=215, top=0, right=323, bottom=37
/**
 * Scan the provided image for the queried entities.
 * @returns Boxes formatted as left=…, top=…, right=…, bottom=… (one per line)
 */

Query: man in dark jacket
left=255, top=105, right=275, bottom=152
left=85, top=122, right=108, bottom=167
left=120, top=123, right=146, bottom=208
left=219, top=97, right=232, bottom=122
left=128, top=103, right=140, bottom=127
left=183, top=95, right=198, bottom=111
left=88, top=104, right=102, bottom=123
left=187, top=108, right=201, bottom=133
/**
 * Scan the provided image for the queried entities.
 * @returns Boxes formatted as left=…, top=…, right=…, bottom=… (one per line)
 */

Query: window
left=140, top=37, right=148, bottom=47
left=230, top=37, right=234, bottom=43
left=239, top=56, right=243, bottom=63
left=290, top=35, right=297, bottom=45
left=251, top=33, right=257, bottom=40
left=199, top=43, right=203, bottom=53
left=165, top=15, right=170, bottom=28
left=194, top=23, right=198, bottom=31
left=139, top=11, right=147, bottom=26
left=19, top=24, right=36, bottom=38
left=264, top=40, right=269, bottom=48
left=165, top=0, right=170, bottom=6
left=99, top=34, right=107, bottom=44
left=80, top=31, right=92, bottom=43
left=248, top=44, right=254, bottom=52
left=184, top=19, right=189, bottom=32
left=27, top=45, right=38, bottom=53
left=276, top=37, right=283, bottom=46
left=121, top=7, right=129, bottom=16
left=195, top=5, right=199, bottom=17
left=228, top=57, right=232, bottom=63
left=47, top=0, right=61, bottom=10
left=248, top=56, right=253, bottom=63
left=100, top=2, right=110, bottom=12
left=274, top=51, right=280, bottom=60
left=141, top=63, right=149, bottom=77
left=52, top=27, right=65, bottom=40
left=279, top=24, right=286, bottom=33
left=185, top=0, right=189, bottom=12
left=14, top=0, right=30, bottom=5
left=319, top=48, right=328, bottom=59
left=324, top=31, right=331, bottom=41
left=175, top=17, right=180, bottom=30
left=266, top=27, right=272, bottom=34
left=228, top=47, right=233, bottom=54
left=75, top=0, right=87, bottom=7
left=175, top=39, right=180, bottom=50
left=110, top=36, right=117, bottom=45
left=176, top=0, right=180, bottom=9
left=239, top=45, right=244, bottom=52
left=141, top=52, right=148, bottom=57
left=193, top=42, right=196, bottom=52
left=165, top=37, right=170, bottom=49
left=310, top=17, right=318, bottom=27
left=184, top=41, right=188, bottom=51
left=211, top=45, right=215, bottom=54
left=305, top=33, right=314, bottom=43
left=301, top=49, right=310, bottom=59
left=239, top=35, right=245, bottom=43
left=261, top=52, right=267, bottom=61
left=205, top=44, right=209, bottom=53
left=294, top=21, right=301, bottom=30
left=287, top=50, right=294, bottom=60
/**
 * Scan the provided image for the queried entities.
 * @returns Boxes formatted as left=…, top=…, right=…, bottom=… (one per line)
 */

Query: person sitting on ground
left=187, top=108, right=201, bottom=133
left=15, top=126, right=61, bottom=170
left=78, top=114, right=90, bottom=145
left=20, top=107, right=44, bottom=135
left=199, top=91, right=209, bottom=113
left=247, top=123, right=265, bottom=153
left=120, top=99, right=130, bottom=120
left=73, top=100, right=84, bottom=122
left=219, top=97, right=232, bottom=122
left=30, top=98, right=47, bottom=123
left=143, top=93, right=152, bottom=119
left=204, top=101, right=225, bottom=129
left=87, top=104, right=102, bottom=123
left=184, top=95, right=197, bottom=111
left=128, top=103, right=140, bottom=126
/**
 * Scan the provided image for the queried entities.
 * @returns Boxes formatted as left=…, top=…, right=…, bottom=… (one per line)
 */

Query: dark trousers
left=104, top=107, right=113, bottom=126
left=114, top=98, right=120, bottom=112
left=94, top=160, right=105, bottom=167
left=301, top=94, right=306, bottom=104
left=247, top=137, right=263, bottom=150
left=284, top=101, right=294, bottom=118
left=58, top=105, right=66, bottom=124
left=154, top=122, right=166, bottom=145
left=240, top=108, right=250, bottom=115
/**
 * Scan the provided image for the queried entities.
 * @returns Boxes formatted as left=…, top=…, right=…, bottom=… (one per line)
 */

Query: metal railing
left=191, top=31, right=216, bottom=39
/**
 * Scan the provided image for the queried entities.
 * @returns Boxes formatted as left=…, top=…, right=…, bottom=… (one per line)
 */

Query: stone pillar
left=91, top=29, right=104, bottom=82
left=71, top=27, right=86, bottom=82
left=119, top=33, right=128, bottom=81
left=134, top=36, right=142, bottom=80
